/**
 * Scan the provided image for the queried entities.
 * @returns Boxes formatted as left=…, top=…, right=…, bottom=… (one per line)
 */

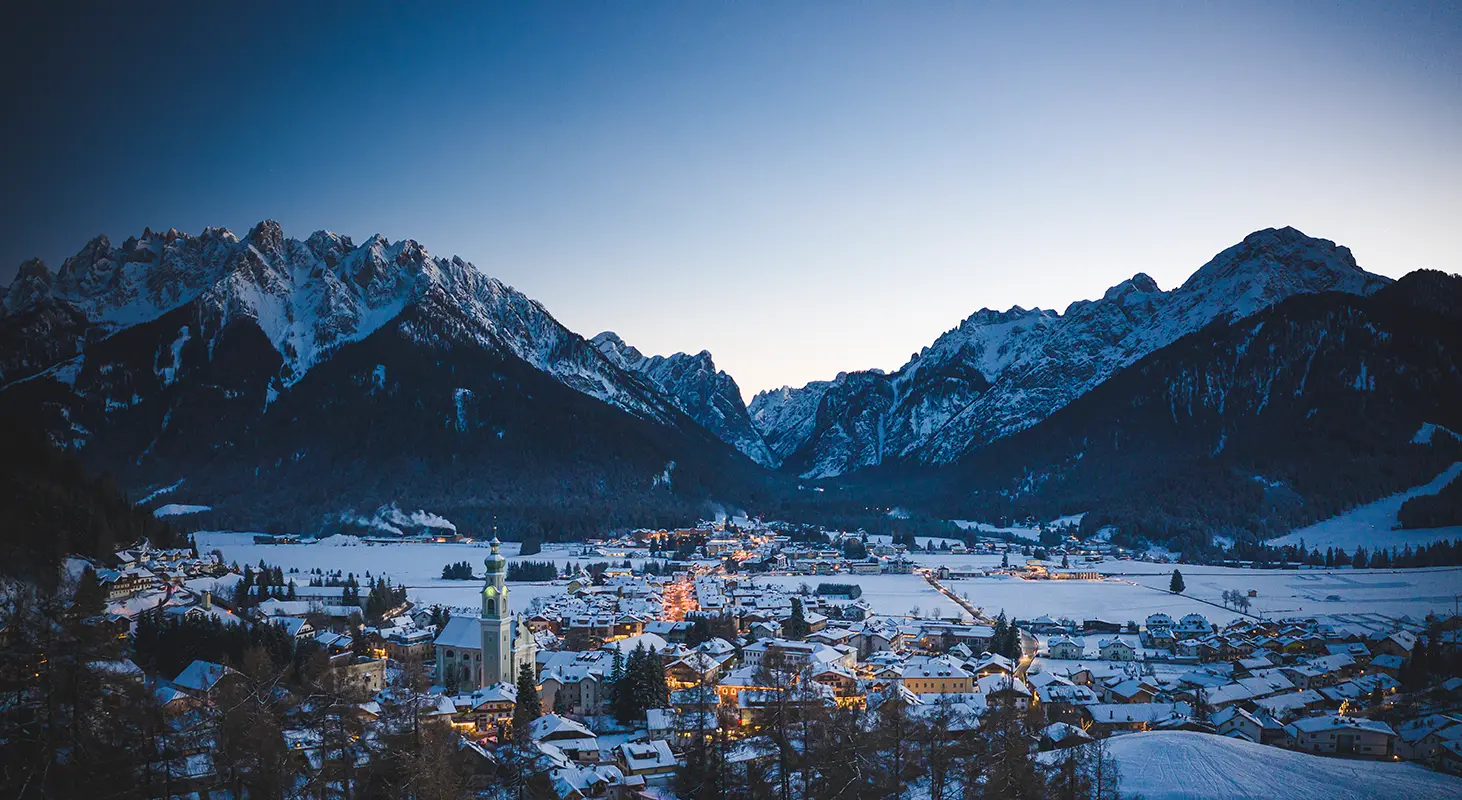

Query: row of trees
left=506, top=560, right=557, bottom=581
left=132, top=612, right=303, bottom=680
left=440, top=561, right=476, bottom=579
left=814, top=582, right=864, bottom=599
left=1219, top=589, right=1254, bottom=613
left=363, top=577, right=408, bottom=624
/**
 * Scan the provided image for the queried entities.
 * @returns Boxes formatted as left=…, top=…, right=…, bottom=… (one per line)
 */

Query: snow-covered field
left=194, top=533, right=624, bottom=611
left=1118, top=565, right=1462, bottom=622
left=1271, top=462, right=1462, bottom=551
left=949, top=513, right=1087, bottom=542
left=192, top=533, right=1462, bottom=625
left=943, top=573, right=1260, bottom=625
left=911, top=549, right=1462, bottom=624
left=1098, top=731, right=1462, bottom=800
left=746, top=574, right=970, bottom=621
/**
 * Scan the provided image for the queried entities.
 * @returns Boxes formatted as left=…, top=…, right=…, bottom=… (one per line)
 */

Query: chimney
left=203, top=591, right=211, bottom=610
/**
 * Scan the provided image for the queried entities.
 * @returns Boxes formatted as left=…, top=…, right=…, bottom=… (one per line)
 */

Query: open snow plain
left=742, top=574, right=971, bottom=621
left=194, top=533, right=636, bottom=612
left=194, top=533, right=1462, bottom=624
left=912, top=552, right=1462, bottom=624
left=1097, top=731, right=1462, bottom=800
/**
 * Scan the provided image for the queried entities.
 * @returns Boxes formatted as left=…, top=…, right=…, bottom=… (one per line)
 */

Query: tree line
left=506, top=560, right=557, bottom=582
left=441, top=561, right=476, bottom=580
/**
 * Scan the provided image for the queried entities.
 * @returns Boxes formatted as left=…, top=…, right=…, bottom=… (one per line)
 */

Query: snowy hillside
left=591, top=331, right=778, bottom=466
left=753, top=227, right=1391, bottom=478
left=1099, top=731, right=1460, bottom=800
left=1274, top=462, right=1462, bottom=550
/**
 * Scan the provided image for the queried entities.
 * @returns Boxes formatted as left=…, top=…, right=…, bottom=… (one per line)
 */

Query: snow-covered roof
left=618, top=740, right=677, bottom=772
left=530, top=714, right=595, bottom=741
left=1286, top=715, right=1396, bottom=737
left=173, top=660, right=234, bottom=693
left=434, top=616, right=481, bottom=650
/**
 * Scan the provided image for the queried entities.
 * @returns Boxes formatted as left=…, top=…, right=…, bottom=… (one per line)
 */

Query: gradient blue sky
left=4, top=2, right=1459, bottom=398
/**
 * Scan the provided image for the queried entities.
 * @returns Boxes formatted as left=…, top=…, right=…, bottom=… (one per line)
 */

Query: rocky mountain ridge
left=0, top=222, right=773, bottom=534
left=750, top=227, right=1392, bottom=478
left=590, top=331, right=778, bottom=467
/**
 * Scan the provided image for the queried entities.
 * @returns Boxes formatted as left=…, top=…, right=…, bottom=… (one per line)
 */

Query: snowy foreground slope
left=1099, top=732, right=1461, bottom=800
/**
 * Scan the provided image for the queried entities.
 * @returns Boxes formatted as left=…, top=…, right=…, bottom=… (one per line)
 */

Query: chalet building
left=900, top=658, right=974, bottom=696
left=1048, top=636, right=1084, bottom=660
left=979, top=674, right=1033, bottom=713
left=1174, top=614, right=1213, bottom=639
left=1098, top=638, right=1137, bottom=661
left=529, top=714, right=601, bottom=763
left=616, top=740, right=678, bottom=779
left=1285, top=716, right=1398, bottom=759
left=457, top=683, right=518, bottom=731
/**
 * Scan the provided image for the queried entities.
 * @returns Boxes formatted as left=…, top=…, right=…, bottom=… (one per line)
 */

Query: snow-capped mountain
left=591, top=332, right=778, bottom=467
left=0, top=222, right=772, bottom=532
left=2, top=222, right=684, bottom=424
left=928, top=269, right=1462, bottom=553
left=751, top=227, right=1392, bottom=478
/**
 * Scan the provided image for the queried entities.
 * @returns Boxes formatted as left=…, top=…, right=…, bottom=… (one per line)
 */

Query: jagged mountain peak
left=594, top=330, right=777, bottom=467
left=0, top=223, right=704, bottom=433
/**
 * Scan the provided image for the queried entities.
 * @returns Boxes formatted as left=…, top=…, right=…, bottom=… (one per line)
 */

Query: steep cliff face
left=751, top=227, right=1391, bottom=478
left=591, top=332, right=778, bottom=467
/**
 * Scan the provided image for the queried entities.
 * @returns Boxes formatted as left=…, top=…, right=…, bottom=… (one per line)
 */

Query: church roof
left=434, top=616, right=481, bottom=650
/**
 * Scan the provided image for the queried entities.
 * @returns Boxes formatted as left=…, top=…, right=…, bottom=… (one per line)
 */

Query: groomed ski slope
left=1102, top=731, right=1462, bottom=800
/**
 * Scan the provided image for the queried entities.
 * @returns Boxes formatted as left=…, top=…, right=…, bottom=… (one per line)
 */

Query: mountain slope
left=0, top=223, right=775, bottom=535
left=753, top=227, right=1391, bottom=478
left=591, top=332, right=778, bottom=467
left=866, top=269, right=1462, bottom=553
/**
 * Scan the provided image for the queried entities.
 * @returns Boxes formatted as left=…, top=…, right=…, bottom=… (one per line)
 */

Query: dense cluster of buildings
left=74, top=525, right=1462, bottom=796
left=1027, top=610, right=1462, bottom=767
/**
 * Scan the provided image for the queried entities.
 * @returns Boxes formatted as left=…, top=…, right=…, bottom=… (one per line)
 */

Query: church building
left=433, top=538, right=537, bottom=693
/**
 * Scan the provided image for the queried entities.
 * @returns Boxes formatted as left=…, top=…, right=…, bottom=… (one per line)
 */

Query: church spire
left=482, top=537, right=507, bottom=620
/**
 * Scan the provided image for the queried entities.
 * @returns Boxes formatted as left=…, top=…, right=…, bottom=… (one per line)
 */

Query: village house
left=979, top=674, right=1033, bottom=713
left=616, top=740, right=679, bottom=780
left=1285, top=716, right=1398, bottom=759
left=1098, top=638, right=1137, bottom=662
left=530, top=714, right=601, bottom=763
left=1048, top=636, right=1084, bottom=660
left=901, top=657, right=974, bottom=696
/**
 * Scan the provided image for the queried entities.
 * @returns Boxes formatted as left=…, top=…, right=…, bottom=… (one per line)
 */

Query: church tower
left=479, top=538, right=513, bottom=687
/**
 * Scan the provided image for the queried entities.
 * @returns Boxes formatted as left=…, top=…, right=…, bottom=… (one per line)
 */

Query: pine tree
left=784, top=597, right=810, bottom=640
left=613, top=646, right=643, bottom=725
left=1169, top=569, right=1185, bottom=593
left=72, top=567, right=106, bottom=618
left=512, top=666, right=542, bottom=740
left=992, top=611, right=1010, bottom=657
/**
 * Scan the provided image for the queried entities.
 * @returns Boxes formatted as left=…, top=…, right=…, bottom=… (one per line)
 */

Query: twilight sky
left=3, top=2, right=1459, bottom=398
